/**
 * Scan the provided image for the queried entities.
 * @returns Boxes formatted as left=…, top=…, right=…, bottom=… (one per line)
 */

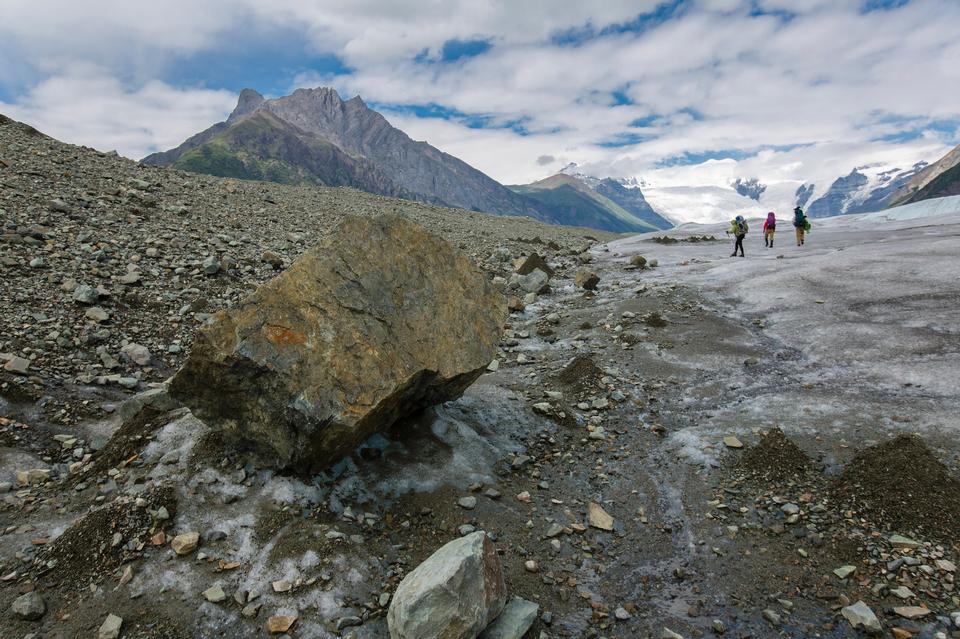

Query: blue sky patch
left=550, top=0, right=688, bottom=47
left=597, top=132, right=658, bottom=148
left=860, top=0, right=910, bottom=13
left=440, top=38, right=493, bottom=62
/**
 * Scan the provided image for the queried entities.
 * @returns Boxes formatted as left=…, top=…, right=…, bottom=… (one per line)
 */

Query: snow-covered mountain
left=804, top=162, right=927, bottom=218
left=552, top=149, right=955, bottom=226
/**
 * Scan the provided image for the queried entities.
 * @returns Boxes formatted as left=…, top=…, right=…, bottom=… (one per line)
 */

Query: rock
left=116, top=385, right=179, bottom=422
left=890, top=586, right=915, bottom=599
left=780, top=503, right=800, bottom=515
left=201, top=255, right=221, bottom=275
left=11, top=591, right=46, bottom=620
left=588, top=502, right=614, bottom=531
left=169, top=216, right=506, bottom=472
left=203, top=585, right=227, bottom=603
left=833, top=565, right=856, bottom=579
left=889, top=534, right=921, bottom=549
left=660, top=628, right=685, bottom=639
left=16, top=468, right=50, bottom=485
left=267, top=615, right=297, bottom=633
left=614, top=607, right=632, bottom=620
left=574, top=269, right=599, bottom=290
left=120, top=343, right=151, bottom=366
left=762, top=609, right=781, bottom=625
left=336, top=616, right=362, bottom=630
left=3, top=356, right=30, bottom=374
left=841, top=601, right=881, bottom=634
left=458, top=496, right=477, bottom=510
left=517, top=268, right=550, bottom=294
left=117, top=271, right=141, bottom=285
left=73, top=284, right=99, bottom=304
left=171, top=531, right=199, bottom=555
left=261, top=250, right=284, bottom=269
left=506, top=296, right=525, bottom=313
left=722, top=436, right=743, bottom=449
left=515, top=253, right=554, bottom=277
left=85, top=307, right=110, bottom=323
left=629, top=255, right=647, bottom=268
left=99, top=614, right=123, bottom=639
left=893, top=606, right=931, bottom=619
left=387, top=531, right=506, bottom=639
left=479, top=597, right=539, bottom=639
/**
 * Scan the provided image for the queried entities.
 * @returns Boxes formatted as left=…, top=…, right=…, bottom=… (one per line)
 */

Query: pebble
left=98, top=614, right=123, bottom=639
left=171, top=531, right=199, bottom=555
left=11, top=591, right=46, bottom=620
left=203, top=585, right=227, bottom=603
left=588, top=502, right=614, bottom=531
left=458, top=496, right=477, bottom=510
left=722, top=436, right=743, bottom=448
left=267, top=615, right=297, bottom=634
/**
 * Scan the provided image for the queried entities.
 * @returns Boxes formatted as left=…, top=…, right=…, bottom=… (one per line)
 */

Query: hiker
left=727, top=215, right=748, bottom=257
left=762, top=211, right=776, bottom=248
left=793, top=206, right=808, bottom=246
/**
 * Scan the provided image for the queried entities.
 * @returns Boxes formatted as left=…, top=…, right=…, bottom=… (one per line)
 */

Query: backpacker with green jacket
left=730, top=216, right=748, bottom=236
left=793, top=207, right=806, bottom=228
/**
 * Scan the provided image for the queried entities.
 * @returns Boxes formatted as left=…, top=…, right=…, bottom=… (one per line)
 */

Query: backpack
left=737, top=219, right=748, bottom=234
left=803, top=219, right=811, bottom=232
left=794, top=210, right=805, bottom=227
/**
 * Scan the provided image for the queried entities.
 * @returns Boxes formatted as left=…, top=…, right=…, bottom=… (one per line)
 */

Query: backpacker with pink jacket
left=763, top=212, right=776, bottom=232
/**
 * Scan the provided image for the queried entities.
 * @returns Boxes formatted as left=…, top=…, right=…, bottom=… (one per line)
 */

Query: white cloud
left=1, top=0, right=959, bottom=221
left=0, top=65, right=235, bottom=159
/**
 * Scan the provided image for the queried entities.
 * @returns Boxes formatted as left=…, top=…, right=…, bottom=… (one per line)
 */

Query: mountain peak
left=228, top=88, right=265, bottom=122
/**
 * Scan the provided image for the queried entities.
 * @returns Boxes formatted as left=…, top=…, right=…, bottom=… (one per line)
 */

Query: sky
left=2, top=0, right=959, bottom=221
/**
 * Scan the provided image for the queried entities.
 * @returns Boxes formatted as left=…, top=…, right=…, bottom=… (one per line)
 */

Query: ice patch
left=669, top=429, right=722, bottom=468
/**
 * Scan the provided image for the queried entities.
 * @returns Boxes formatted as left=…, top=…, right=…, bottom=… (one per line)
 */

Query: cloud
left=1, top=0, right=959, bottom=220
left=0, top=65, right=235, bottom=159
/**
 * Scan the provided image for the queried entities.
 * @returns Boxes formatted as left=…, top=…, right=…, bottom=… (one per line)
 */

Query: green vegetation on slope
left=511, top=182, right=657, bottom=233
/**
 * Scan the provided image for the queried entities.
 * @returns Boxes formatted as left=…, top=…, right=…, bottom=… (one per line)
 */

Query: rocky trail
left=2, top=114, right=960, bottom=639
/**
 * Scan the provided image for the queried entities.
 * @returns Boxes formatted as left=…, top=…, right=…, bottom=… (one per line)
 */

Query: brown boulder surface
left=168, top=215, right=506, bottom=472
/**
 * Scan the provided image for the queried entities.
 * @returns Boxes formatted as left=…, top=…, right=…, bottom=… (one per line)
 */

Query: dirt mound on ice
left=736, top=428, right=813, bottom=481
left=35, top=486, right=176, bottom=587
left=832, top=434, right=960, bottom=542
left=556, top=355, right=604, bottom=396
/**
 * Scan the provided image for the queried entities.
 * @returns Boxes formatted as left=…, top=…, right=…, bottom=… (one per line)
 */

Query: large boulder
left=169, top=215, right=506, bottom=472
left=388, top=531, right=506, bottom=639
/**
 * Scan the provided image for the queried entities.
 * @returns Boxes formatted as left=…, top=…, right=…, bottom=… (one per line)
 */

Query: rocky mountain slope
left=144, top=87, right=545, bottom=220
left=510, top=172, right=672, bottom=232
left=0, top=112, right=603, bottom=407
left=889, top=143, right=960, bottom=206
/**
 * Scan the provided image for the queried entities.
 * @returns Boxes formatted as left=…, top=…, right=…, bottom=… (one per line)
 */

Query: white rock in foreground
left=387, top=531, right=506, bottom=639
left=841, top=600, right=881, bottom=634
